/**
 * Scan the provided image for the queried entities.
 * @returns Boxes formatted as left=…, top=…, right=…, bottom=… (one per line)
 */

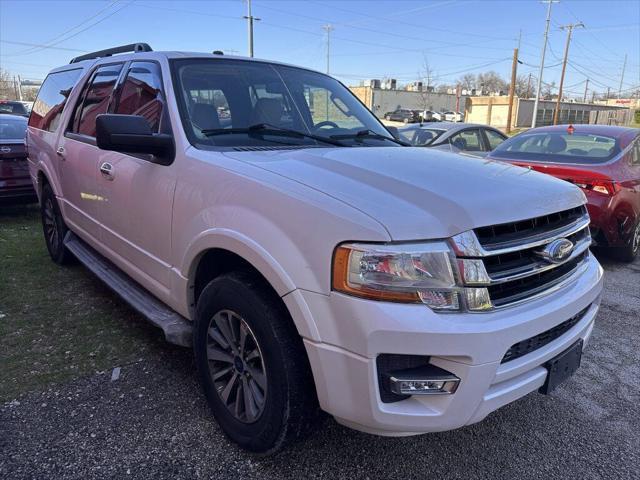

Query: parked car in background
left=0, top=100, right=30, bottom=117
left=0, top=114, right=35, bottom=203
left=443, top=111, right=464, bottom=122
left=419, top=110, right=436, bottom=122
left=488, top=124, right=640, bottom=261
left=28, top=44, right=603, bottom=454
left=383, top=108, right=420, bottom=123
left=399, top=122, right=507, bottom=156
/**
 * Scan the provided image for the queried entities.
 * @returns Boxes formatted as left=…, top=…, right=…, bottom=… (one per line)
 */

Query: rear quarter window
left=29, top=68, right=83, bottom=132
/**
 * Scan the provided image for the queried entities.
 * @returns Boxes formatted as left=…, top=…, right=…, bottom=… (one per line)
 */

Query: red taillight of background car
left=571, top=178, right=620, bottom=196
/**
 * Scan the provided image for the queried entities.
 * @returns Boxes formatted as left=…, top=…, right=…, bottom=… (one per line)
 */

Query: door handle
left=56, top=146, right=66, bottom=159
left=99, top=162, right=114, bottom=180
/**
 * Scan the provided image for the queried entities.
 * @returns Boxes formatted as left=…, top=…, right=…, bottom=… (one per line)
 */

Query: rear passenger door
left=59, top=63, right=124, bottom=241
left=95, top=61, right=175, bottom=296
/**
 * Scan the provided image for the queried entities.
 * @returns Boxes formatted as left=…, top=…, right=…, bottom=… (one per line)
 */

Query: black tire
left=40, top=183, right=73, bottom=265
left=612, top=220, right=640, bottom=262
left=194, top=271, right=321, bottom=454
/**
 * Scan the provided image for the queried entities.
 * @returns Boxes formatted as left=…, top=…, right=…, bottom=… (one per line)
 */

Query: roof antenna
left=212, top=50, right=224, bottom=55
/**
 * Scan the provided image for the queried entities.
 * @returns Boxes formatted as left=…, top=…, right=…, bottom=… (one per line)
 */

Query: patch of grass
left=0, top=205, right=167, bottom=401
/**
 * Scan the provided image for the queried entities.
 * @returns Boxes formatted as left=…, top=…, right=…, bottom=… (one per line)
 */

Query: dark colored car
left=383, top=108, right=420, bottom=124
left=399, top=122, right=508, bottom=157
left=0, top=100, right=30, bottom=117
left=488, top=124, right=640, bottom=261
left=0, top=114, right=35, bottom=203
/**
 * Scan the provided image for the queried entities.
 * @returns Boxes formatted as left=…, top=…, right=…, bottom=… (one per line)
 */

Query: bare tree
left=510, top=74, right=529, bottom=97
left=541, top=81, right=556, bottom=100
left=421, top=54, right=436, bottom=92
left=457, top=73, right=475, bottom=91
left=477, top=71, right=508, bottom=94
left=0, top=68, right=16, bottom=100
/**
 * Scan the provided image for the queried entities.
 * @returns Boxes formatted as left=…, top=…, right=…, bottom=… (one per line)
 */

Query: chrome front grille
left=451, top=206, right=591, bottom=311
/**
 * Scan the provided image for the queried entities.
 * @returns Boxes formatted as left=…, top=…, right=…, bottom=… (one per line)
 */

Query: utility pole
left=583, top=78, right=589, bottom=103
left=506, top=48, right=519, bottom=133
left=16, top=75, right=23, bottom=101
left=322, top=24, right=334, bottom=74
left=243, top=0, right=260, bottom=58
left=591, top=90, right=596, bottom=103
left=606, top=86, right=611, bottom=100
left=618, top=53, right=627, bottom=98
left=526, top=73, right=532, bottom=98
left=553, top=22, right=584, bottom=125
left=532, top=0, right=558, bottom=128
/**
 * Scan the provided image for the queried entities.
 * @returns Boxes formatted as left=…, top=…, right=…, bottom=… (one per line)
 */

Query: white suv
left=27, top=44, right=603, bottom=453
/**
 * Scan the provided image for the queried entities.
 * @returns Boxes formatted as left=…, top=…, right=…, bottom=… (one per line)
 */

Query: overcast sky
left=0, top=0, right=638, bottom=96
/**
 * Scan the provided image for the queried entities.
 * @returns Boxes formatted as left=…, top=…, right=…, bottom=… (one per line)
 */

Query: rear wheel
left=613, top=220, right=640, bottom=262
left=41, top=183, right=73, bottom=265
left=193, top=271, right=321, bottom=454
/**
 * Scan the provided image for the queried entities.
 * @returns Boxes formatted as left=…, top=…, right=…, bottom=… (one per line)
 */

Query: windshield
left=0, top=116, right=27, bottom=141
left=172, top=58, right=397, bottom=148
left=491, top=131, right=620, bottom=164
left=0, top=101, right=28, bottom=116
left=399, top=128, right=445, bottom=146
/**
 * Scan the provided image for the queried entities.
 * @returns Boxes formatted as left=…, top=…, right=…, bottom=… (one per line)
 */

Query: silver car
left=399, top=122, right=508, bottom=157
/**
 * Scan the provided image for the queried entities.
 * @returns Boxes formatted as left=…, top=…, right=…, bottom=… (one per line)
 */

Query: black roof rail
left=69, top=43, right=153, bottom=64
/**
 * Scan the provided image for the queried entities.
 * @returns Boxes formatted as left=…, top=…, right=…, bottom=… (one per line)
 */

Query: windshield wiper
left=329, top=129, right=410, bottom=146
left=201, top=123, right=346, bottom=147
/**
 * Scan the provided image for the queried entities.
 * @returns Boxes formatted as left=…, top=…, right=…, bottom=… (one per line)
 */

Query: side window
left=29, top=69, right=83, bottom=132
left=450, top=129, right=483, bottom=151
left=114, top=62, right=164, bottom=132
left=485, top=129, right=507, bottom=150
left=73, top=64, right=123, bottom=137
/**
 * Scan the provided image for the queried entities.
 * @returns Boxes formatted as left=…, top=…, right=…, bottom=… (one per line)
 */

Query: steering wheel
left=314, top=121, right=340, bottom=130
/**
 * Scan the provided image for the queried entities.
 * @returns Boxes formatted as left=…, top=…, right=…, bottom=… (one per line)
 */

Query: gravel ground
left=1, top=252, right=639, bottom=480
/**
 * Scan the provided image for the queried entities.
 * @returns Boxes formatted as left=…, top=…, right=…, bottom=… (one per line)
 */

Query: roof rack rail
left=69, top=43, right=153, bottom=64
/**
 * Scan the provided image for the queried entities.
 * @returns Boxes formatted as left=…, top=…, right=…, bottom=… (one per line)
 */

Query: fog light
left=385, top=364, right=460, bottom=396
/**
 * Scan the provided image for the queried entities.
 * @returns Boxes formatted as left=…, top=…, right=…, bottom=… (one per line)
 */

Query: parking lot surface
left=1, top=211, right=639, bottom=479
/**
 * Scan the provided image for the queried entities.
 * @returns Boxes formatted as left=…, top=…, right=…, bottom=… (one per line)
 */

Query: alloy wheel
left=43, top=198, right=59, bottom=249
left=206, top=309, right=267, bottom=423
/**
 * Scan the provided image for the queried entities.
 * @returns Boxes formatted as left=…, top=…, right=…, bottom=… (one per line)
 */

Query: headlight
left=332, top=242, right=461, bottom=310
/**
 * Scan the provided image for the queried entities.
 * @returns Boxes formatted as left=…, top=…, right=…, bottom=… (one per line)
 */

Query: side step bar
left=64, top=232, right=192, bottom=347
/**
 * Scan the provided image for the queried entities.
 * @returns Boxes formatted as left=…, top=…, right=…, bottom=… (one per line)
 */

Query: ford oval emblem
left=537, top=238, right=575, bottom=264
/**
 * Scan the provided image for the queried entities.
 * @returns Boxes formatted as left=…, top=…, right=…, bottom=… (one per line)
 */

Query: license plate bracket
left=539, top=339, right=583, bottom=395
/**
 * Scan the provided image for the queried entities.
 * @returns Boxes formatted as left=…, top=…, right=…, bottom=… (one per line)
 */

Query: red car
left=488, top=124, right=640, bottom=261
left=0, top=114, right=35, bottom=203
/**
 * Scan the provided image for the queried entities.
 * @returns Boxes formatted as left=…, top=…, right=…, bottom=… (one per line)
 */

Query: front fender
left=179, top=228, right=321, bottom=340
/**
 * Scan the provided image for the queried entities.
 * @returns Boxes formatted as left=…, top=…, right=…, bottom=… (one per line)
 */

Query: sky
left=0, top=0, right=638, bottom=98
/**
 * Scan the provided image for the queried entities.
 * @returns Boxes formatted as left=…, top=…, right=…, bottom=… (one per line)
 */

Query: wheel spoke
left=245, top=348, right=260, bottom=362
left=239, top=323, right=248, bottom=357
left=248, top=378, right=265, bottom=407
left=220, top=372, right=238, bottom=404
left=215, top=312, right=238, bottom=354
left=211, top=365, right=233, bottom=381
left=207, top=345, right=234, bottom=364
left=246, top=364, right=266, bottom=391
left=242, top=376, right=258, bottom=421
left=235, top=380, right=244, bottom=418
left=208, top=326, right=229, bottom=350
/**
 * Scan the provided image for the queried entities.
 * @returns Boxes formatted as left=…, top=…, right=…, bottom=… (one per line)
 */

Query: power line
left=0, top=40, right=87, bottom=53
left=532, top=0, right=558, bottom=128
left=2, top=1, right=133, bottom=57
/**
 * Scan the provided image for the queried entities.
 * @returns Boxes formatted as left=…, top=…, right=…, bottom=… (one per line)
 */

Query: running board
left=64, top=232, right=192, bottom=347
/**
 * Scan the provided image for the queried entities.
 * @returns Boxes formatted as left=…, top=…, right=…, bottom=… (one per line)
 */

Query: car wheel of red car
left=41, top=183, right=73, bottom=265
left=613, top=220, right=640, bottom=263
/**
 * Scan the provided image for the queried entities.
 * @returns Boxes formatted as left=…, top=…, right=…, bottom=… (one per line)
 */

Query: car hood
left=224, top=147, right=585, bottom=240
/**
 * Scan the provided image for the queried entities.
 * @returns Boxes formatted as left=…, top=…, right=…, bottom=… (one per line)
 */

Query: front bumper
left=297, top=253, right=603, bottom=436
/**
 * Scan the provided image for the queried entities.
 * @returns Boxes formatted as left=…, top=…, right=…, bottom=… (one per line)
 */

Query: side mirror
left=386, top=125, right=401, bottom=140
left=96, top=114, right=174, bottom=163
